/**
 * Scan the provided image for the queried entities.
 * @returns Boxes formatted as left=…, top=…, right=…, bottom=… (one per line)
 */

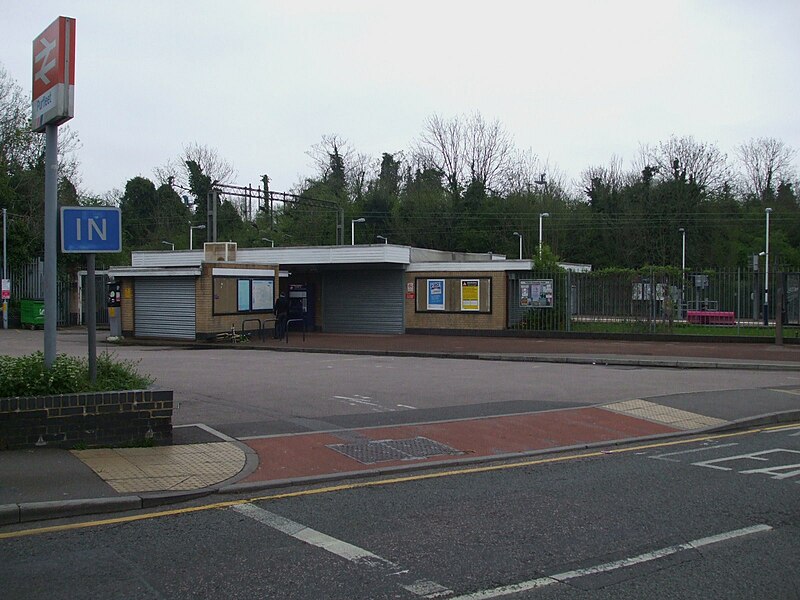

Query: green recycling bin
left=21, top=298, right=45, bottom=329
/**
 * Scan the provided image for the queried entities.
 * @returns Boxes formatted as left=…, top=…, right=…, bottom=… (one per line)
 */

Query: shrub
left=0, top=351, right=154, bottom=398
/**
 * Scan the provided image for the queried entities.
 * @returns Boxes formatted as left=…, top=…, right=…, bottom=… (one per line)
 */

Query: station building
left=108, top=242, right=590, bottom=340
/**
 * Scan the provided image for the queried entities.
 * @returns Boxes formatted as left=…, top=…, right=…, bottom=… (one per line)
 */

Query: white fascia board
left=131, top=250, right=203, bottom=267
left=108, top=267, right=202, bottom=277
left=407, top=260, right=535, bottom=272
left=237, top=245, right=412, bottom=265
left=212, top=268, right=275, bottom=277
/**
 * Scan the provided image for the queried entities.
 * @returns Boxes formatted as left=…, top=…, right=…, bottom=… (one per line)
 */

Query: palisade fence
left=5, top=260, right=110, bottom=327
left=509, top=268, right=800, bottom=334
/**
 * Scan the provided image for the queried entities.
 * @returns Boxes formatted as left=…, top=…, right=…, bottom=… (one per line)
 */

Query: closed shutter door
left=135, top=278, right=196, bottom=339
left=323, top=270, right=404, bottom=333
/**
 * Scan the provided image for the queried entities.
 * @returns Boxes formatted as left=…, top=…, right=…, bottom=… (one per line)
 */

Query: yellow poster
left=461, top=279, right=480, bottom=311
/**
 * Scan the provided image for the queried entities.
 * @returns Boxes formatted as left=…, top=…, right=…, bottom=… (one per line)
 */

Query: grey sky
left=4, top=0, right=799, bottom=197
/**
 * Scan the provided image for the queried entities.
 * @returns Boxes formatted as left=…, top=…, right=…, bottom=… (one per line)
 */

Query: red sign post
left=32, top=16, right=75, bottom=132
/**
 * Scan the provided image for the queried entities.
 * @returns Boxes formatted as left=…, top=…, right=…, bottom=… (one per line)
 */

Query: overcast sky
left=3, top=0, right=799, bottom=198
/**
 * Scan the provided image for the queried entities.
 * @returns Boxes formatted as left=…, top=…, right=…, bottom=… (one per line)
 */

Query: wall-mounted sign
left=32, top=16, right=75, bottom=132
left=460, top=279, right=480, bottom=311
left=1, top=279, right=10, bottom=300
left=520, top=279, right=553, bottom=308
left=427, top=279, right=445, bottom=310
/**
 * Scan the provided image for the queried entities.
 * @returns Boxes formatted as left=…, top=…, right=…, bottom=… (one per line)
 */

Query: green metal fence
left=508, top=268, right=795, bottom=333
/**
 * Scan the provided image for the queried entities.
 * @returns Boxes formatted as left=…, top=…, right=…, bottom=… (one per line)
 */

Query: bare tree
left=412, top=114, right=466, bottom=197
left=579, top=155, right=630, bottom=199
left=154, top=142, right=236, bottom=189
left=465, top=112, right=514, bottom=192
left=736, top=137, right=798, bottom=200
left=636, top=135, right=731, bottom=192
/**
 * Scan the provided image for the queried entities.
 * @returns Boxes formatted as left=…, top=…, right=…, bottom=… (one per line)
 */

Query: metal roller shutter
left=322, top=270, right=404, bottom=333
left=135, top=278, right=196, bottom=339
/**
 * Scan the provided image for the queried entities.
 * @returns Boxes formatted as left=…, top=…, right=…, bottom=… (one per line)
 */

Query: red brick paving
left=242, top=407, right=676, bottom=483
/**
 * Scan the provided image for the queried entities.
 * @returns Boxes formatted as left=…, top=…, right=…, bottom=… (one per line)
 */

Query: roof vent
left=204, top=242, right=237, bottom=262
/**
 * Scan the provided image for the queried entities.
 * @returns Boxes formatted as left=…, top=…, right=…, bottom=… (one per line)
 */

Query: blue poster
left=427, top=279, right=445, bottom=310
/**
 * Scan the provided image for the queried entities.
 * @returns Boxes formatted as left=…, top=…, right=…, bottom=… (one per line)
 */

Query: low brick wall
left=0, top=390, right=173, bottom=450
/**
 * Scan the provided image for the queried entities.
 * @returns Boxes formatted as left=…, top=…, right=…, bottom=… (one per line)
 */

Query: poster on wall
left=252, top=280, right=274, bottom=311
left=461, top=279, right=480, bottom=311
left=427, top=279, right=445, bottom=310
left=520, top=279, right=553, bottom=308
left=237, top=280, right=251, bottom=311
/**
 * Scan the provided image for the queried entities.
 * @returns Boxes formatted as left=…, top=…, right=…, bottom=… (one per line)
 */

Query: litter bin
left=20, top=298, right=45, bottom=329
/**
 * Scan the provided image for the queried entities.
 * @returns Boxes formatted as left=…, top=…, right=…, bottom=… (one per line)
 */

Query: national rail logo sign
left=32, top=16, right=76, bottom=132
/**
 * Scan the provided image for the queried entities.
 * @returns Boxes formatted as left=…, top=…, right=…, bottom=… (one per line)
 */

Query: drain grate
left=327, top=436, right=462, bottom=465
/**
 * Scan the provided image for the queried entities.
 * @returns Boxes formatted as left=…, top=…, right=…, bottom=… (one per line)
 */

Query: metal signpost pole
left=44, top=124, right=58, bottom=367
left=86, top=253, right=96, bottom=382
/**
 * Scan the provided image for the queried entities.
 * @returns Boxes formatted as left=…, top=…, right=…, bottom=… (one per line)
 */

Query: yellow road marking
left=2, top=422, right=798, bottom=541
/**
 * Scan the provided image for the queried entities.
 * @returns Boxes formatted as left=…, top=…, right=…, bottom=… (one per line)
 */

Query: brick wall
left=196, top=262, right=279, bottom=339
left=405, top=271, right=508, bottom=330
left=0, top=390, right=173, bottom=450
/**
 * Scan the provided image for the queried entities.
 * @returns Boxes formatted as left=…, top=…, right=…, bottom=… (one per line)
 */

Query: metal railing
left=509, top=268, right=794, bottom=333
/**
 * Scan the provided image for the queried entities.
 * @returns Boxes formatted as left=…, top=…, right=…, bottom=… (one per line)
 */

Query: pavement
left=2, top=332, right=800, bottom=526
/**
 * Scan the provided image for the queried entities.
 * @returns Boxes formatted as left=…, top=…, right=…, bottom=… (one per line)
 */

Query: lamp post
left=678, top=228, right=686, bottom=320
left=376, top=235, right=388, bottom=244
left=351, top=217, right=365, bottom=245
left=161, top=240, right=174, bottom=251
left=189, top=224, right=206, bottom=250
left=261, top=238, right=275, bottom=247
left=538, top=213, right=550, bottom=259
left=764, top=207, right=772, bottom=326
left=513, top=231, right=522, bottom=260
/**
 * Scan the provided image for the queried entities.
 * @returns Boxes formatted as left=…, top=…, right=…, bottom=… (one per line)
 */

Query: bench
left=686, top=310, right=735, bottom=325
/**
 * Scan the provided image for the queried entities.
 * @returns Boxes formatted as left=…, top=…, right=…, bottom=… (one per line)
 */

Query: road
left=3, top=329, right=798, bottom=438
left=2, top=423, right=798, bottom=599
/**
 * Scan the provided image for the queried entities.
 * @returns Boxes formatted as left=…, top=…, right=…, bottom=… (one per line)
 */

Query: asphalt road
left=3, top=329, right=798, bottom=438
left=2, top=424, right=798, bottom=599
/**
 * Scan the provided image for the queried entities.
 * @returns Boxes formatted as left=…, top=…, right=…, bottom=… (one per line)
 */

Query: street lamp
left=764, top=207, right=772, bottom=326
left=161, top=240, right=174, bottom=251
left=538, top=213, right=550, bottom=259
left=376, top=235, right=388, bottom=244
left=678, top=228, right=686, bottom=320
left=261, top=238, right=275, bottom=247
left=351, top=217, right=365, bottom=245
left=189, top=224, right=206, bottom=250
left=513, top=231, right=522, bottom=260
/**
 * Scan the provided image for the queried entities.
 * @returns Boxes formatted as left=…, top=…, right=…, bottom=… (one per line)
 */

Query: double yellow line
left=2, top=422, right=797, bottom=541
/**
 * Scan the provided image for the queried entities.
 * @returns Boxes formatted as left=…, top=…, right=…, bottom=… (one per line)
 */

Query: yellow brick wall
left=196, top=262, right=279, bottom=338
left=404, top=271, right=508, bottom=330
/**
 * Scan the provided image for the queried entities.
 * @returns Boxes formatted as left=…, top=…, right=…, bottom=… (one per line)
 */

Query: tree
left=637, top=136, right=731, bottom=193
left=412, top=112, right=514, bottom=199
left=736, top=137, right=797, bottom=203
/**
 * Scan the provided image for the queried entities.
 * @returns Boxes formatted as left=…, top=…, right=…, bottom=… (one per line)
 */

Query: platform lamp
left=161, top=240, right=174, bottom=251
left=538, top=213, right=550, bottom=259
left=351, top=217, right=365, bottom=245
left=190, top=224, right=206, bottom=250
left=376, top=235, right=388, bottom=244
left=262, top=238, right=275, bottom=247
left=513, top=231, right=522, bottom=260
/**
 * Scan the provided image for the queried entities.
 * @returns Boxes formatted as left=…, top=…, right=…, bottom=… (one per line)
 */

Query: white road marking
left=448, top=525, right=772, bottom=600
left=173, top=422, right=237, bottom=443
left=693, top=449, right=800, bottom=471
left=334, top=395, right=379, bottom=407
left=397, top=404, right=418, bottom=410
left=649, top=443, right=739, bottom=462
left=233, top=504, right=452, bottom=598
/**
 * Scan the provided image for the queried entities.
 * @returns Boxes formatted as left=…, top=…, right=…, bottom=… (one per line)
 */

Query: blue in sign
left=60, top=207, right=122, bottom=253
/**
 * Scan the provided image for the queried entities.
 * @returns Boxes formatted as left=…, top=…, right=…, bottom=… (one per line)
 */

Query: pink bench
left=686, top=310, right=735, bottom=325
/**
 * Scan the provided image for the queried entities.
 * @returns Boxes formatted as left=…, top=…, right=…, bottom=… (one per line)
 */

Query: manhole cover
left=327, top=436, right=462, bottom=464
